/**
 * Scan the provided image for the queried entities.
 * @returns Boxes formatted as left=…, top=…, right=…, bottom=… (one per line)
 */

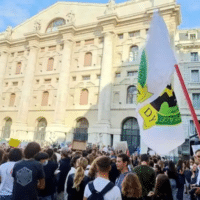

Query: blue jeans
left=38, top=196, right=52, bottom=200
left=169, top=179, right=177, bottom=200
left=0, top=195, right=13, bottom=200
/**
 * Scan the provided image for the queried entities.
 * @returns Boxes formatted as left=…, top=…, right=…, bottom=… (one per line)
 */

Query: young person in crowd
left=148, top=174, right=173, bottom=200
left=83, top=156, right=122, bottom=200
left=0, top=148, right=23, bottom=200
left=190, top=149, right=200, bottom=200
left=133, top=154, right=156, bottom=200
left=66, top=157, right=91, bottom=200
left=64, top=155, right=81, bottom=199
left=165, top=161, right=178, bottom=200
left=85, top=154, right=94, bottom=176
left=35, top=152, right=58, bottom=200
left=57, top=147, right=71, bottom=200
left=184, top=160, right=192, bottom=194
left=176, top=160, right=185, bottom=200
left=12, top=142, right=45, bottom=200
left=45, top=148, right=57, bottom=164
left=115, top=154, right=131, bottom=191
left=121, top=173, right=143, bottom=200
left=109, top=156, right=120, bottom=184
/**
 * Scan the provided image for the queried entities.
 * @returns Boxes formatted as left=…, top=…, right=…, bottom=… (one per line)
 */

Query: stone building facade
left=0, top=0, right=182, bottom=154
left=175, top=29, right=200, bottom=156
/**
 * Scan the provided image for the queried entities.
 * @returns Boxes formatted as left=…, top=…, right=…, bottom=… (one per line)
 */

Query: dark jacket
left=67, top=173, right=91, bottom=200
left=133, top=165, right=156, bottom=197
left=176, top=166, right=185, bottom=188
left=122, top=196, right=143, bottom=200
left=57, top=157, right=71, bottom=193
left=184, top=169, right=192, bottom=183
left=109, top=162, right=120, bottom=184
left=151, top=194, right=173, bottom=200
left=38, top=161, right=58, bottom=197
left=191, top=168, right=199, bottom=185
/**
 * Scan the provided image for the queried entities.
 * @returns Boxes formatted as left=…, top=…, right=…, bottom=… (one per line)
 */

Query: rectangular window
left=118, top=34, right=123, bottom=39
left=192, top=93, right=200, bottom=109
left=41, top=48, right=45, bottom=52
left=5, top=82, right=8, bottom=87
left=146, top=29, right=149, bottom=34
left=48, top=46, right=56, bottom=51
left=36, top=80, right=40, bottom=84
left=190, top=34, right=196, bottom=40
left=190, top=120, right=200, bottom=136
left=72, top=76, right=76, bottom=81
left=127, top=71, right=138, bottom=77
left=97, top=74, right=101, bottom=79
left=82, top=75, right=90, bottom=80
left=17, top=51, right=24, bottom=56
left=60, top=44, right=64, bottom=50
left=129, top=31, right=140, bottom=37
left=44, top=79, right=51, bottom=84
left=56, top=78, right=59, bottom=83
left=191, top=52, right=199, bottom=61
left=115, top=72, right=121, bottom=78
left=85, top=39, right=94, bottom=45
left=11, top=53, right=15, bottom=57
left=191, top=70, right=199, bottom=82
left=12, top=82, right=18, bottom=86
left=76, top=41, right=81, bottom=46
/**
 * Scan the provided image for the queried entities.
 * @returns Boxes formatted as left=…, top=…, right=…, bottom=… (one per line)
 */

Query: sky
left=0, top=0, right=199, bottom=33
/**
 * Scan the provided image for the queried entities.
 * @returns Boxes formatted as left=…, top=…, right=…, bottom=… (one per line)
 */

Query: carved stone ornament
left=34, top=20, right=41, bottom=31
left=66, top=10, right=75, bottom=23
left=104, top=0, right=116, bottom=15
left=4, top=26, right=13, bottom=39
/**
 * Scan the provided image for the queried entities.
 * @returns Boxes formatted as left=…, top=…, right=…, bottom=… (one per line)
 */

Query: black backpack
left=88, top=181, right=114, bottom=200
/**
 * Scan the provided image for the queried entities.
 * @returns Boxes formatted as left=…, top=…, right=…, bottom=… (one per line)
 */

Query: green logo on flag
left=137, top=50, right=153, bottom=103
left=139, top=85, right=182, bottom=130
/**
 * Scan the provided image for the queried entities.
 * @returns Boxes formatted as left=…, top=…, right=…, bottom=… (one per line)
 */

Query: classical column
left=53, top=39, right=73, bottom=125
left=16, top=42, right=39, bottom=125
left=0, top=49, right=9, bottom=100
left=98, top=32, right=114, bottom=123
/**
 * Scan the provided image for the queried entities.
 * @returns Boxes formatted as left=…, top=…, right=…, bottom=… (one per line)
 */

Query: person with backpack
left=83, top=156, right=122, bottom=200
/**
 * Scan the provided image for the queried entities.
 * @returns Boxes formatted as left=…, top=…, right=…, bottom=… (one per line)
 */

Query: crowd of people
left=0, top=142, right=200, bottom=200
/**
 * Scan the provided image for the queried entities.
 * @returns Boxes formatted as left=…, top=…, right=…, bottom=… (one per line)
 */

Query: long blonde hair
left=73, top=157, right=88, bottom=191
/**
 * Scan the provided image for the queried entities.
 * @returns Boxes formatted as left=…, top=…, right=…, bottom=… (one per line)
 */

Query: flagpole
left=174, top=64, right=200, bottom=139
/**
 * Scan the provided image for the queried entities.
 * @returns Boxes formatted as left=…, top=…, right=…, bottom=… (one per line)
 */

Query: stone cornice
left=1, top=2, right=181, bottom=47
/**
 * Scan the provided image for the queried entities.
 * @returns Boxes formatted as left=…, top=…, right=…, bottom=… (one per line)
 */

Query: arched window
left=80, top=89, right=88, bottom=105
left=47, top=58, right=54, bottom=71
left=46, top=18, right=66, bottom=33
left=41, top=91, right=49, bottom=106
left=2, top=117, right=12, bottom=138
left=74, top=117, right=89, bottom=141
left=129, top=45, right=138, bottom=62
left=9, top=93, right=16, bottom=107
left=84, top=52, right=92, bottom=66
left=34, top=117, right=47, bottom=141
left=16, top=62, right=22, bottom=74
left=127, top=86, right=137, bottom=104
left=121, top=117, right=140, bottom=154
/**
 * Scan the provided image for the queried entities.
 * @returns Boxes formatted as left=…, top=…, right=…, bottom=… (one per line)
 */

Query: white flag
left=136, top=11, right=185, bottom=155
